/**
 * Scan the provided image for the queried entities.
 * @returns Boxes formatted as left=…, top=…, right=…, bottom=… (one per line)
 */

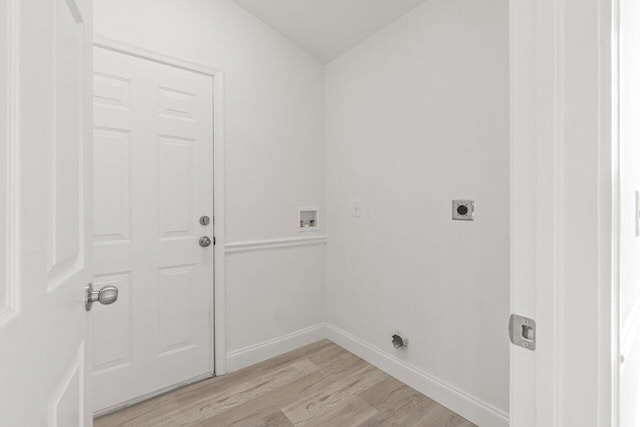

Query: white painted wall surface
left=95, top=1, right=512, bottom=421
left=325, top=0, right=510, bottom=421
left=94, top=0, right=326, bottom=365
left=619, top=0, right=640, bottom=424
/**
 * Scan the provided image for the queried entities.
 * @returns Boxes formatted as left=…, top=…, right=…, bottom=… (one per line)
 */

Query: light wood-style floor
left=95, top=340, right=476, bottom=427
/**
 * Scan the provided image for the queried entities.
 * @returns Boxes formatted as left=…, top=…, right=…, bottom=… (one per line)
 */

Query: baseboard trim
left=325, top=324, right=509, bottom=427
left=225, top=323, right=326, bottom=372
left=225, top=323, right=509, bottom=426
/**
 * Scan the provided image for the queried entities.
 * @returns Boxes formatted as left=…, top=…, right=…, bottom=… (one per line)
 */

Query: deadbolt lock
left=200, top=216, right=211, bottom=226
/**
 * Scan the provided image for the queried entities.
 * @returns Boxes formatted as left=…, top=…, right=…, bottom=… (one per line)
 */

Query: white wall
left=619, top=0, right=640, bottom=424
left=95, top=0, right=511, bottom=423
left=94, top=0, right=327, bottom=366
left=325, top=0, right=510, bottom=423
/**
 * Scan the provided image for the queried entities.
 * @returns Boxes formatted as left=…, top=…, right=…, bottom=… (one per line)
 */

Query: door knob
left=199, top=236, right=212, bottom=247
left=85, top=283, right=119, bottom=311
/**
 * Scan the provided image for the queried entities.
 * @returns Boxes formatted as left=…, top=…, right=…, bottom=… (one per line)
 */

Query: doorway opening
left=91, top=38, right=226, bottom=415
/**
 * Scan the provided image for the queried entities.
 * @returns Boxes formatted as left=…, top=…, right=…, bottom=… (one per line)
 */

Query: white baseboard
left=225, top=323, right=326, bottom=372
left=225, top=323, right=509, bottom=427
left=325, top=323, right=509, bottom=427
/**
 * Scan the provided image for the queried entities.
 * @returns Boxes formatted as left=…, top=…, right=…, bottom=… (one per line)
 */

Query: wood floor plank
left=95, top=341, right=478, bottom=427
left=202, top=352, right=370, bottom=426
left=195, top=372, right=325, bottom=426
left=94, top=393, right=180, bottom=427
left=357, top=377, right=438, bottom=426
left=292, top=396, right=378, bottom=426
left=175, top=340, right=333, bottom=404
left=95, top=341, right=334, bottom=427
left=281, top=364, right=387, bottom=425
left=152, top=359, right=319, bottom=426
left=307, top=343, right=365, bottom=373
left=195, top=409, right=294, bottom=427
left=414, top=405, right=476, bottom=427
left=253, top=411, right=295, bottom=427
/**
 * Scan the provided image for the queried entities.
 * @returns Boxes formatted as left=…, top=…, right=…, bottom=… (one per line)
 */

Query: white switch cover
left=352, top=200, right=362, bottom=217
left=636, top=191, right=639, bottom=237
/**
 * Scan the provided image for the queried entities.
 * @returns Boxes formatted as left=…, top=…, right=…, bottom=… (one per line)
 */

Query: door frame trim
left=509, top=0, right=616, bottom=424
left=1, top=0, right=20, bottom=326
left=92, top=35, right=227, bottom=376
left=611, top=0, right=621, bottom=423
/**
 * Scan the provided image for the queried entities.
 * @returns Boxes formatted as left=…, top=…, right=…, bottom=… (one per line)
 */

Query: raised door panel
left=94, top=73, right=131, bottom=110
left=157, top=264, right=197, bottom=357
left=47, top=0, right=84, bottom=289
left=157, top=135, right=196, bottom=240
left=93, top=128, right=131, bottom=244
left=92, top=272, right=133, bottom=374
left=157, top=86, right=195, bottom=121
left=49, top=344, right=85, bottom=427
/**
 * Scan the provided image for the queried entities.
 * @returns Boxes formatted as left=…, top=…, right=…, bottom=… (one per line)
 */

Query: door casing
left=509, top=0, right=617, bottom=426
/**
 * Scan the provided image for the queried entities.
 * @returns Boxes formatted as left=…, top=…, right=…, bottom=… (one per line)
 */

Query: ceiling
left=232, top=0, right=428, bottom=63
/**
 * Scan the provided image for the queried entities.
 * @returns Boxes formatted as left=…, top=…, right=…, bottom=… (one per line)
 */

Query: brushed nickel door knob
left=85, top=283, right=119, bottom=311
left=199, top=236, right=212, bottom=247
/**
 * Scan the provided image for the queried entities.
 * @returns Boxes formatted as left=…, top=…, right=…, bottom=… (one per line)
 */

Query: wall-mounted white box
left=298, top=208, right=319, bottom=232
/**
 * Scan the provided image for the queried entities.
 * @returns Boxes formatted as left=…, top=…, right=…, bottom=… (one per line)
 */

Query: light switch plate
left=452, top=200, right=474, bottom=221
left=352, top=200, right=361, bottom=217
left=636, top=191, right=640, bottom=237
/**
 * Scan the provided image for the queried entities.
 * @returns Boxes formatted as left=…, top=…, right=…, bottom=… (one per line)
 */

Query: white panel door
left=92, top=46, right=214, bottom=412
left=619, top=0, right=640, bottom=425
left=0, top=0, right=94, bottom=425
